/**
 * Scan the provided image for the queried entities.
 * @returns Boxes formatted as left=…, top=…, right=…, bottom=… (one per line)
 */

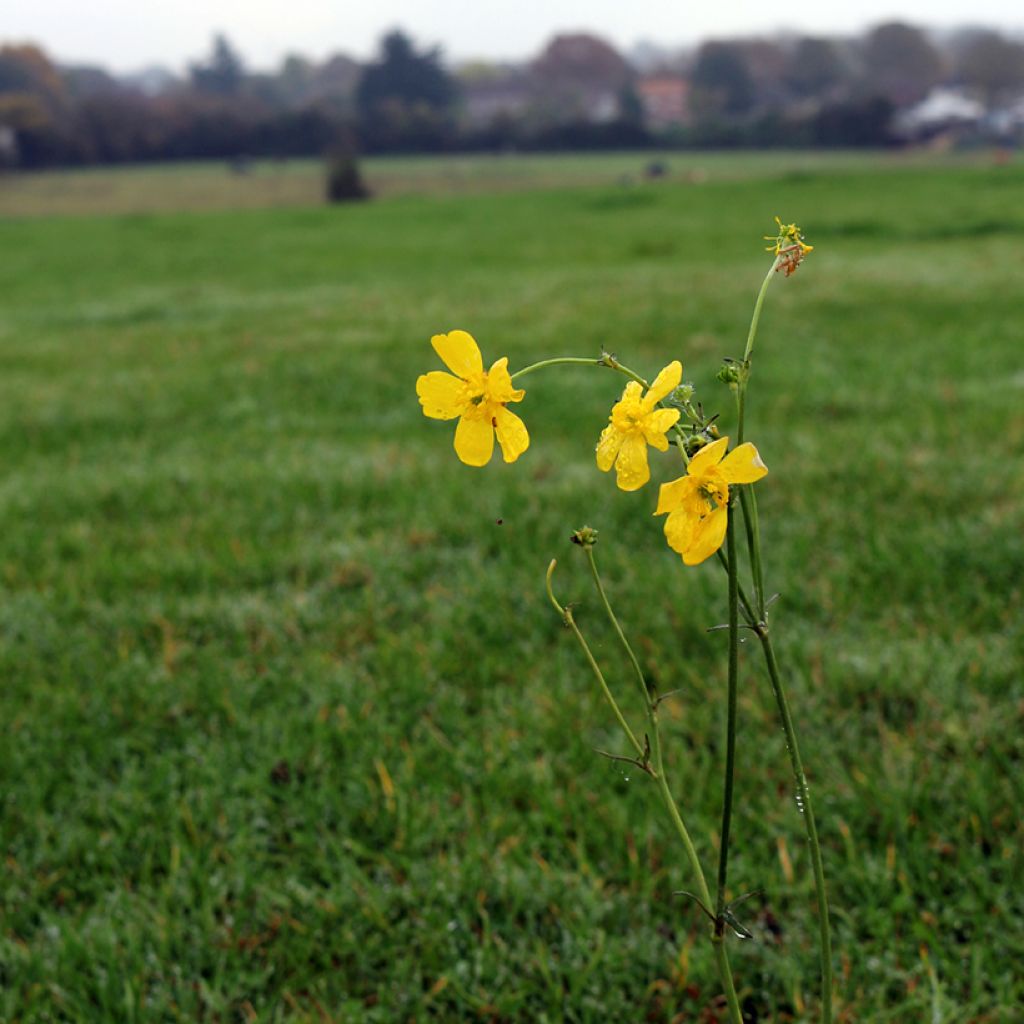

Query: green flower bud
left=571, top=526, right=599, bottom=547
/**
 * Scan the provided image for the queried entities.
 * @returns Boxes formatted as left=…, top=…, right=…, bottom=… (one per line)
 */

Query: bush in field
left=325, top=151, right=369, bottom=203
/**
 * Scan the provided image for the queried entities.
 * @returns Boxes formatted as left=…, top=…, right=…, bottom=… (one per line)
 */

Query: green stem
left=729, top=250, right=832, bottom=1019
left=715, top=510, right=741, bottom=933
left=737, top=260, right=778, bottom=445
left=584, top=547, right=653, bottom=705
left=737, top=488, right=765, bottom=620
left=545, top=560, right=644, bottom=759
left=757, top=627, right=833, bottom=1023
left=581, top=548, right=744, bottom=1024
left=743, top=261, right=778, bottom=365
left=650, top=702, right=744, bottom=1024
left=511, top=357, right=604, bottom=380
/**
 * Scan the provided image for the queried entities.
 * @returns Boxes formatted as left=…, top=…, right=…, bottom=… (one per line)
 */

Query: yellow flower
left=655, top=437, right=768, bottom=565
left=596, top=361, right=682, bottom=491
left=416, top=330, right=529, bottom=467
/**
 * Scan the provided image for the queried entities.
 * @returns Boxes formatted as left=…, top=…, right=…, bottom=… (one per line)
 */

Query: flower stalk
left=715, top=508, right=741, bottom=938
left=417, top=215, right=830, bottom=1019
left=736, top=239, right=833, bottom=1022
left=569, top=547, right=745, bottom=1024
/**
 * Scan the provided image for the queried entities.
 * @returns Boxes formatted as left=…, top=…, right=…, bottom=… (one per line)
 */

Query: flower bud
left=716, top=362, right=741, bottom=386
left=570, top=526, right=599, bottom=547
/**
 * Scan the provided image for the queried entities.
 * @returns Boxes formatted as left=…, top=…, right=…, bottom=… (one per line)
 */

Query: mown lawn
left=1, top=153, right=1022, bottom=1022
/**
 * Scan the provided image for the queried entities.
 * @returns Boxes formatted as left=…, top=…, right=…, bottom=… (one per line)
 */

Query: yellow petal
left=655, top=475, right=695, bottom=516
left=683, top=507, right=728, bottom=565
left=643, top=360, right=682, bottom=409
left=453, top=414, right=494, bottom=466
left=596, top=424, right=624, bottom=472
left=432, top=330, right=483, bottom=379
left=643, top=407, right=680, bottom=449
left=614, top=433, right=650, bottom=491
left=663, top=508, right=697, bottom=555
left=416, top=371, right=464, bottom=420
left=619, top=380, right=644, bottom=404
left=487, top=357, right=525, bottom=404
left=719, top=442, right=768, bottom=484
left=494, top=406, right=529, bottom=463
left=688, top=436, right=729, bottom=476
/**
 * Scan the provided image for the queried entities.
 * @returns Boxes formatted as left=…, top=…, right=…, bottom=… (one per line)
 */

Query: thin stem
left=757, top=627, right=833, bottom=1023
left=715, top=510, right=741, bottom=934
left=738, top=487, right=765, bottom=620
left=584, top=546, right=653, bottom=706
left=651, top=718, right=744, bottom=1024
left=717, top=548, right=758, bottom=628
left=546, top=560, right=644, bottom=759
left=743, top=260, right=778, bottom=366
left=728, top=249, right=832, bottom=1018
left=511, top=357, right=603, bottom=381
left=582, top=548, right=743, bottom=1024
left=738, top=260, right=778, bottom=445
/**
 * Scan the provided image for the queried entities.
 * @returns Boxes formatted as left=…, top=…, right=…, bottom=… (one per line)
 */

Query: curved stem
left=743, top=261, right=779, bottom=365
left=757, top=628, right=833, bottom=1023
left=738, top=260, right=778, bottom=446
left=715, top=510, right=741, bottom=933
left=582, top=548, right=744, bottom=1024
left=546, top=560, right=644, bottom=759
left=584, top=546, right=653, bottom=706
left=511, top=357, right=603, bottom=380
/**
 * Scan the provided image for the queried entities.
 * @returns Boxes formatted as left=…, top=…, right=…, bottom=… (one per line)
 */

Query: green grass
left=1, top=154, right=1022, bottom=1022
left=0, top=148, right=1003, bottom=217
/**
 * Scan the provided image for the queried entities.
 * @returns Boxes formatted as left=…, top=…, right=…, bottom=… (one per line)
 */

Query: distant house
left=988, top=94, right=1024, bottom=141
left=459, top=66, right=531, bottom=128
left=636, top=76, right=690, bottom=131
left=895, top=87, right=985, bottom=140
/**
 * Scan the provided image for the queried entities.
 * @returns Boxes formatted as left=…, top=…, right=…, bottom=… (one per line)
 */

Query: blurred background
left=2, top=3, right=1023, bottom=1022
left=3, top=4, right=1024, bottom=200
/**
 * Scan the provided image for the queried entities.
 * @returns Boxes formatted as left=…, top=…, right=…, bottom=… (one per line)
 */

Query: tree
left=190, top=33, right=245, bottom=97
left=860, top=22, right=944, bottom=105
left=529, top=33, right=633, bottom=122
left=355, top=31, right=457, bottom=151
left=690, top=41, right=754, bottom=118
left=0, top=45, right=77, bottom=166
left=953, top=29, right=1024, bottom=104
left=0, top=45, right=68, bottom=110
left=356, top=31, right=455, bottom=115
left=787, top=37, right=849, bottom=100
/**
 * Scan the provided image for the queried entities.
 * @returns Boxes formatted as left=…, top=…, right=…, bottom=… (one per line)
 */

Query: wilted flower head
left=764, top=216, right=813, bottom=277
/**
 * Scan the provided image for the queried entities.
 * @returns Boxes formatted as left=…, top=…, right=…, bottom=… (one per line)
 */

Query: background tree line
left=2, top=21, right=1023, bottom=169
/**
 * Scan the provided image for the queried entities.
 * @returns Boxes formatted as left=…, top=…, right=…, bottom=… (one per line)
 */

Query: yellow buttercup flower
left=655, top=437, right=768, bottom=565
left=596, top=361, right=682, bottom=492
left=416, top=330, right=529, bottom=467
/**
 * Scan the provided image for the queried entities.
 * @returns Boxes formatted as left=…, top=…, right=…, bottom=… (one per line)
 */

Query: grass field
left=0, top=149, right=1002, bottom=217
left=1, top=152, right=1023, bottom=1022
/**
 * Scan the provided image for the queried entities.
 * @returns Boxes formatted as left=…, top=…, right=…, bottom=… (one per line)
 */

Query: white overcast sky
left=5, top=0, right=1024, bottom=72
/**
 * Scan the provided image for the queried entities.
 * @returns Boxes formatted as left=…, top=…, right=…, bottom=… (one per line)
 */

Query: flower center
left=462, top=370, right=503, bottom=419
left=696, top=468, right=729, bottom=509
left=611, top=398, right=647, bottom=434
